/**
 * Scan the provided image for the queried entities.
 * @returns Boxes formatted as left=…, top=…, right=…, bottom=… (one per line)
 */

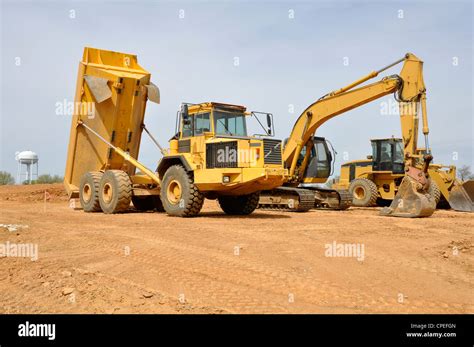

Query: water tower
left=15, top=151, right=39, bottom=184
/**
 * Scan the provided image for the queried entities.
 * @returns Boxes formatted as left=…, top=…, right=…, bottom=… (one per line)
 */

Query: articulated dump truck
left=64, top=47, right=287, bottom=217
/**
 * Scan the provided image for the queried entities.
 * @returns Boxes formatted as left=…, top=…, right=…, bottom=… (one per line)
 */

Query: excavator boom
left=266, top=53, right=438, bottom=217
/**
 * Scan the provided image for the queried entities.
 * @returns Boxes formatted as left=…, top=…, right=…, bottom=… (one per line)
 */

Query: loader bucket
left=448, top=180, right=474, bottom=212
left=380, top=176, right=436, bottom=218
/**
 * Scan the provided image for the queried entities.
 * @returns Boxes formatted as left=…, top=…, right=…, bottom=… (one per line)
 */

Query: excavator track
left=307, top=186, right=352, bottom=210
left=258, top=186, right=352, bottom=212
left=258, top=187, right=315, bottom=212
left=337, top=190, right=353, bottom=210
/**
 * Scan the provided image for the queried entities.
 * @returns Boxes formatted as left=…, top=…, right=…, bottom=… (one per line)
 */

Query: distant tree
left=0, top=171, right=15, bottom=185
left=36, top=174, right=63, bottom=184
left=22, top=174, right=63, bottom=185
left=458, top=165, right=474, bottom=181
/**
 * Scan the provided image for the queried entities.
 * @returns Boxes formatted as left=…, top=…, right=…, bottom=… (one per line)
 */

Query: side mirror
left=367, top=155, right=373, bottom=160
left=181, top=104, right=190, bottom=125
left=266, top=114, right=272, bottom=135
left=266, top=114, right=272, bottom=127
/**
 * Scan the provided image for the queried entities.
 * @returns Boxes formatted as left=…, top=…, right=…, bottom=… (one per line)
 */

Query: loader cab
left=370, top=138, right=404, bottom=174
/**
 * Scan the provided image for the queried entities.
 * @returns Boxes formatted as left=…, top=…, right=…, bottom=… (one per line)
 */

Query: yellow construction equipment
left=331, top=62, right=474, bottom=213
left=260, top=53, right=440, bottom=217
left=335, top=138, right=474, bottom=213
left=65, top=48, right=446, bottom=218
left=65, top=47, right=287, bottom=217
left=258, top=136, right=352, bottom=211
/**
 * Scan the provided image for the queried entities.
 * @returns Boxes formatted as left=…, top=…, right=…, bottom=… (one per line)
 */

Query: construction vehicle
left=258, top=136, right=352, bottom=211
left=260, top=53, right=440, bottom=217
left=64, top=47, right=287, bottom=217
left=334, top=137, right=474, bottom=212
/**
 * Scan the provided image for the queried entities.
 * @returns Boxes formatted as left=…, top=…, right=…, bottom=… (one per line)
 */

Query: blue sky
left=1, top=0, right=472, bottom=181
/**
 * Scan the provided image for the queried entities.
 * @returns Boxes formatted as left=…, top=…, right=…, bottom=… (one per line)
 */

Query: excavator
left=258, top=136, right=352, bottom=211
left=259, top=53, right=440, bottom=217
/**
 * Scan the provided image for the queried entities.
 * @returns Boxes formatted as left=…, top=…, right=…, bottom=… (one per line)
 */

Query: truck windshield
left=213, top=111, right=247, bottom=136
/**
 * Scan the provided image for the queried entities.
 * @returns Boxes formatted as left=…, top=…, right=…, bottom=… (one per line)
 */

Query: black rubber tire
left=154, top=196, right=165, bottom=212
left=132, top=196, right=165, bottom=212
left=160, top=165, right=204, bottom=217
left=349, top=178, right=378, bottom=207
left=98, top=170, right=132, bottom=214
left=428, top=179, right=441, bottom=205
left=79, top=171, right=103, bottom=212
left=218, top=192, right=260, bottom=215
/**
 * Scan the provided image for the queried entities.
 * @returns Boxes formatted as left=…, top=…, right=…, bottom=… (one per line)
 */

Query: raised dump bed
left=64, top=47, right=160, bottom=198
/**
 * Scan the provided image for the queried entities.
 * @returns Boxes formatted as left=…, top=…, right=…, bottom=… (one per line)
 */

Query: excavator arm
left=284, top=77, right=400, bottom=176
left=284, top=53, right=430, bottom=179
left=279, top=53, right=437, bottom=217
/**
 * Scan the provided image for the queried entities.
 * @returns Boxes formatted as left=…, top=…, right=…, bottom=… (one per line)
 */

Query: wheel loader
left=259, top=53, right=442, bottom=217
left=64, top=47, right=287, bottom=217
left=335, top=137, right=474, bottom=212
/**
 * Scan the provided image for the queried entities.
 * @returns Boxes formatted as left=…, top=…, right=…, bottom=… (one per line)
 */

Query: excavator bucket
left=448, top=180, right=474, bottom=212
left=380, top=176, right=436, bottom=218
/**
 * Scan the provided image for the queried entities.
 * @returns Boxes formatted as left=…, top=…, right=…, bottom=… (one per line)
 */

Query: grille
left=206, top=141, right=238, bottom=169
left=263, top=139, right=282, bottom=164
left=178, top=139, right=191, bottom=153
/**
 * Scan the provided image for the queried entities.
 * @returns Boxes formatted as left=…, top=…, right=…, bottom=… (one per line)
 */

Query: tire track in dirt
left=1, top=185, right=473, bottom=314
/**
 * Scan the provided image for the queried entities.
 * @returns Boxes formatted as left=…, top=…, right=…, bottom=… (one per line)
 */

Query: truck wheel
left=79, top=171, right=103, bottom=212
left=132, top=196, right=165, bottom=212
left=160, top=165, right=204, bottom=217
left=218, top=192, right=260, bottom=215
left=349, top=178, right=378, bottom=207
left=99, top=170, right=132, bottom=214
left=428, top=179, right=441, bottom=205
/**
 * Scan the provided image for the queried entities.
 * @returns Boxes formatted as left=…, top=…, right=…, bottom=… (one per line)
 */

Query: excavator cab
left=303, top=137, right=333, bottom=180
left=370, top=138, right=405, bottom=174
left=290, top=136, right=333, bottom=181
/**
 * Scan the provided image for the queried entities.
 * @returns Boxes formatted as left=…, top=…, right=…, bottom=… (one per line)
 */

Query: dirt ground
left=0, top=183, right=472, bottom=314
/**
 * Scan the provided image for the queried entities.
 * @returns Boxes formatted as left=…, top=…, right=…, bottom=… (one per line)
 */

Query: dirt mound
left=0, top=183, right=68, bottom=202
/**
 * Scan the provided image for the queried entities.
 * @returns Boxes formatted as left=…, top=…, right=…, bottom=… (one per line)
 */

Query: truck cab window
left=182, top=117, right=193, bottom=138
left=214, top=111, right=247, bottom=136
left=194, top=112, right=211, bottom=135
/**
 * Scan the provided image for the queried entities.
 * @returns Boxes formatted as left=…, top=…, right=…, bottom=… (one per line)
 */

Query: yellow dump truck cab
left=156, top=102, right=287, bottom=216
